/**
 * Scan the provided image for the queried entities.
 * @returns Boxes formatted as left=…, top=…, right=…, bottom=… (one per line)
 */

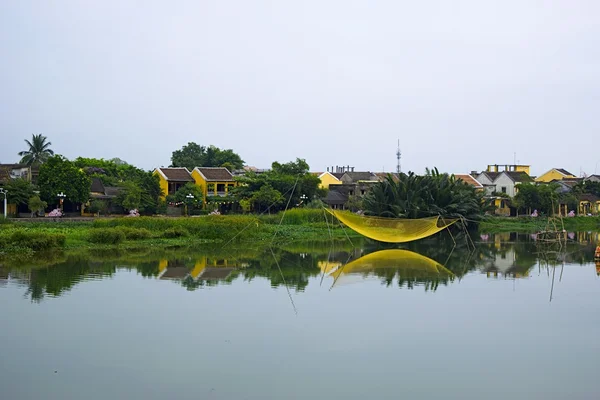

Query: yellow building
left=486, top=164, right=531, bottom=175
left=535, top=168, right=577, bottom=183
left=153, top=167, right=195, bottom=200
left=316, top=172, right=342, bottom=189
left=191, top=167, right=236, bottom=202
left=578, top=194, right=600, bottom=215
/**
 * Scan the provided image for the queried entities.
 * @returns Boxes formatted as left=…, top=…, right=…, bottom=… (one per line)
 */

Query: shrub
left=88, top=228, right=126, bottom=244
left=6, top=230, right=66, bottom=250
left=115, top=227, right=153, bottom=240
left=162, top=226, right=190, bottom=238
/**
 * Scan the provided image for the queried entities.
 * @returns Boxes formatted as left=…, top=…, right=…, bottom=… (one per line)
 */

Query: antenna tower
left=396, top=139, right=401, bottom=173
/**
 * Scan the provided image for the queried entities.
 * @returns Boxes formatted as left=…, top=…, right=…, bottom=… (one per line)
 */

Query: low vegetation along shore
left=2, top=209, right=600, bottom=261
left=0, top=209, right=360, bottom=258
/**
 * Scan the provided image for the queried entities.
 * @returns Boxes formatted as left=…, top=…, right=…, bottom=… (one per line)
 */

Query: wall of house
left=476, top=173, right=493, bottom=186
left=153, top=171, right=169, bottom=200
left=493, top=174, right=518, bottom=197
left=318, top=173, right=340, bottom=189
left=190, top=169, right=208, bottom=199
left=535, top=170, right=575, bottom=183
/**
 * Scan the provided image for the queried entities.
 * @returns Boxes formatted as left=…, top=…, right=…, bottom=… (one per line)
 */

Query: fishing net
left=326, top=209, right=456, bottom=243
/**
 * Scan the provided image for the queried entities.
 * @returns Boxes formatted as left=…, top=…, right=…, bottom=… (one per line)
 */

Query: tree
left=37, top=155, right=91, bottom=205
left=74, top=157, right=163, bottom=214
left=171, top=143, right=244, bottom=170
left=28, top=196, right=47, bottom=217
left=116, top=181, right=142, bottom=212
left=232, top=158, right=322, bottom=213
left=513, top=183, right=540, bottom=214
left=362, top=169, right=485, bottom=221
left=18, top=134, right=54, bottom=165
left=250, top=184, right=284, bottom=212
left=3, top=178, right=35, bottom=209
left=88, top=199, right=109, bottom=216
left=166, top=182, right=204, bottom=207
left=514, top=182, right=561, bottom=215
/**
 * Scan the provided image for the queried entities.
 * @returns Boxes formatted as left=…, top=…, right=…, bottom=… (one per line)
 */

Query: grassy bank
left=479, top=215, right=600, bottom=233
left=2, top=211, right=599, bottom=259
left=0, top=209, right=359, bottom=257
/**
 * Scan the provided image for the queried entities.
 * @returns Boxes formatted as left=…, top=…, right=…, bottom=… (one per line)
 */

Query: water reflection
left=328, top=249, right=453, bottom=291
left=1, top=231, right=598, bottom=302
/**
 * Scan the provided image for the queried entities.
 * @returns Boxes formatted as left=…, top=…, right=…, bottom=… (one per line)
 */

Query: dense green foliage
left=88, top=199, right=109, bottom=215
left=38, top=155, right=92, bottom=205
left=512, top=183, right=577, bottom=215
left=162, top=226, right=190, bottom=238
left=3, top=178, right=35, bottom=209
left=28, top=196, right=47, bottom=216
left=74, top=157, right=163, bottom=214
left=362, top=169, right=485, bottom=220
left=170, top=142, right=244, bottom=170
left=115, top=227, right=153, bottom=240
left=166, top=182, right=204, bottom=208
left=233, top=158, right=323, bottom=213
left=87, top=228, right=126, bottom=244
left=0, top=230, right=65, bottom=251
left=18, top=134, right=54, bottom=165
left=573, top=180, right=600, bottom=197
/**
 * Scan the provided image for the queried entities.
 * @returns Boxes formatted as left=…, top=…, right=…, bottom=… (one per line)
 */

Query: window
left=501, top=186, right=507, bottom=194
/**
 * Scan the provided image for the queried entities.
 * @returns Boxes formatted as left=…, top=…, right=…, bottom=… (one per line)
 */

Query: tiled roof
left=454, top=174, right=483, bottom=188
left=374, top=172, right=399, bottom=182
left=505, top=171, right=534, bottom=183
left=342, top=172, right=378, bottom=182
left=104, top=186, right=123, bottom=196
left=195, top=167, right=234, bottom=182
left=158, top=168, right=193, bottom=181
left=323, top=190, right=348, bottom=205
left=90, top=178, right=105, bottom=193
left=578, top=193, right=600, bottom=202
left=555, top=178, right=582, bottom=188
left=479, top=171, right=501, bottom=181
left=556, top=168, right=574, bottom=176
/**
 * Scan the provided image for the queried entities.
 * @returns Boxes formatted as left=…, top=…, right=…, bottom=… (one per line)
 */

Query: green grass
left=479, top=215, right=600, bottom=233
left=0, top=211, right=361, bottom=259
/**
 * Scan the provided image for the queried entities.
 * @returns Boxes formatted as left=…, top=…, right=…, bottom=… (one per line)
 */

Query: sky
left=1, top=1, right=599, bottom=177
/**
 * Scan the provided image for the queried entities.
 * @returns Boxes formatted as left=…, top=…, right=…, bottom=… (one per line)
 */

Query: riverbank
left=0, top=209, right=361, bottom=258
left=2, top=211, right=599, bottom=259
left=478, top=215, right=600, bottom=233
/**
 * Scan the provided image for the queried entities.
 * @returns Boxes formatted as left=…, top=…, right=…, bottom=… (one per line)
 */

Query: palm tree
left=18, top=134, right=54, bottom=165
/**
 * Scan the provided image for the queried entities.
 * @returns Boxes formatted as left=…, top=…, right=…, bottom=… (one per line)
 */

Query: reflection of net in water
left=326, top=210, right=456, bottom=243
left=329, top=249, right=454, bottom=289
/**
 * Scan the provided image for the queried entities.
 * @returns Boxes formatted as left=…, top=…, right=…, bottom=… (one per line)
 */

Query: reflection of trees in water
left=4, top=231, right=598, bottom=300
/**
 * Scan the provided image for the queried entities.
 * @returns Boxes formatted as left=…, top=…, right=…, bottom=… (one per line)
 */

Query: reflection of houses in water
left=576, top=231, right=600, bottom=245
left=480, top=247, right=530, bottom=279
left=157, top=257, right=244, bottom=281
left=317, top=260, right=342, bottom=275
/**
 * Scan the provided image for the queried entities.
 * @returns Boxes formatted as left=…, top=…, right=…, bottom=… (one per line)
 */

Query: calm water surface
left=1, top=233, right=600, bottom=400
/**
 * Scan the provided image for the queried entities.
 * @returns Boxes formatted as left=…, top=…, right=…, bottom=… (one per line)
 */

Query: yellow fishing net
left=326, top=209, right=456, bottom=243
left=329, top=249, right=453, bottom=286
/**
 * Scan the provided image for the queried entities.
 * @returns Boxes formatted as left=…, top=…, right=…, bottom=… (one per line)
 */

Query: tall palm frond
left=18, top=134, right=54, bottom=165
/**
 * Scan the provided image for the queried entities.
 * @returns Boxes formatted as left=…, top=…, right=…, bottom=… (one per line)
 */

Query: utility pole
left=0, top=188, right=7, bottom=219
left=396, top=139, right=401, bottom=173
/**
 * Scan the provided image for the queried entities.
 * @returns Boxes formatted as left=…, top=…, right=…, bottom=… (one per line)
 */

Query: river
left=1, top=232, right=599, bottom=399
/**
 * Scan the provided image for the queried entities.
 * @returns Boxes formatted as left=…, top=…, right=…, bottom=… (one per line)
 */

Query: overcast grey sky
left=1, top=1, right=598, bottom=176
